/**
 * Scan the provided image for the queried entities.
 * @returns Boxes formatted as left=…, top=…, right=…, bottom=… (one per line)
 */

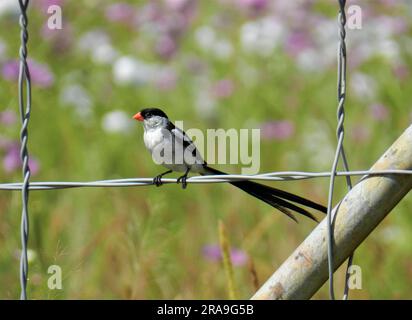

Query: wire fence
left=1, top=170, right=412, bottom=190
left=16, top=0, right=31, bottom=301
left=3, top=0, right=411, bottom=300
left=326, top=0, right=353, bottom=300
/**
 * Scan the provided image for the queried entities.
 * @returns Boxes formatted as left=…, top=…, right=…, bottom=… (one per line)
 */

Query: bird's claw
left=153, top=175, right=163, bottom=187
left=177, top=175, right=188, bottom=189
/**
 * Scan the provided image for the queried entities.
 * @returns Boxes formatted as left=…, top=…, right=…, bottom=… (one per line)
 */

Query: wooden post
left=251, top=125, right=412, bottom=300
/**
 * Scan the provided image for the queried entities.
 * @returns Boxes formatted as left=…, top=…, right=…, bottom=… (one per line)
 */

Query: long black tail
left=202, top=166, right=327, bottom=222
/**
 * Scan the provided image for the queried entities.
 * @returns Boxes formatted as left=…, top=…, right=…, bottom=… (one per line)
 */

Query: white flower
left=195, top=26, right=233, bottom=60
left=78, top=30, right=110, bottom=52
left=77, top=30, right=118, bottom=65
left=213, top=40, right=233, bottom=60
left=195, top=90, right=216, bottom=119
left=113, top=56, right=138, bottom=84
left=92, top=42, right=118, bottom=64
left=102, top=110, right=133, bottom=134
left=195, top=26, right=216, bottom=50
left=240, top=17, right=284, bottom=57
left=60, top=84, right=92, bottom=118
left=312, top=19, right=338, bottom=69
left=112, top=56, right=157, bottom=85
left=194, top=78, right=216, bottom=119
left=0, top=0, right=19, bottom=17
left=296, top=48, right=326, bottom=73
left=347, top=15, right=402, bottom=65
left=351, top=72, right=377, bottom=100
left=314, top=19, right=336, bottom=50
left=288, top=17, right=339, bottom=73
left=373, top=39, right=400, bottom=61
left=302, top=120, right=334, bottom=170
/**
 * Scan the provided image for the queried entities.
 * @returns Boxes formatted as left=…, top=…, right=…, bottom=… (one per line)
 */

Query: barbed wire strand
left=17, top=0, right=31, bottom=300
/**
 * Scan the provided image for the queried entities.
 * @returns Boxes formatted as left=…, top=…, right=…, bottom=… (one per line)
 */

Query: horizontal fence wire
left=1, top=170, right=412, bottom=190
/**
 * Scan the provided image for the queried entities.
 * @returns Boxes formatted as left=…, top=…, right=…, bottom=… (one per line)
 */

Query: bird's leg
left=177, top=167, right=191, bottom=189
left=153, top=169, right=173, bottom=187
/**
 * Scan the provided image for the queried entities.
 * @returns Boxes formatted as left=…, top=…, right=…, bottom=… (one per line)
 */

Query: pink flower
left=29, top=158, right=40, bottom=175
left=3, top=145, right=20, bottom=173
left=2, top=59, right=54, bottom=88
left=237, top=0, right=268, bottom=14
left=164, top=0, right=191, bottom=10
left=369, top=103, right=389, bottom=121
left=392, top=64, right=409, bottom=81
left=185, top=57, right=207, bottom=74
left=41, top=21, right=73, bottom=53
left=33, top=0, right=65, bottom=12
left=105, top=3, right=136, bottom=24
left=284, top=31, right=312, bottom=57
left=29, top=60, right=54, bottom=87
left=378, top=16, right=408, bottom=35
left=0, top=110, right=17, bottom=125
left=154, top=69, right=177, bottom=91
left=2, top=143, right=39, bottom=175
left=211, top=79, right=234, bottom=99
left=202, top=245, right=221, bottom=262
left=230, top=248, right=248, bottom=266
left=136, top=3, right=162, bottom=25
left=202, top=244, right=248, bottom=267
left=155, top=35, right=177, bottom=60
left=2, top=61, right=19, bottom=81
left=350, top=125, right=370, bottom=143
left=260, top=120, right=295, bottom=141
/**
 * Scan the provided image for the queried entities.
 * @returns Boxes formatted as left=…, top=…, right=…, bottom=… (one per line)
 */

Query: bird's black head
left=133, top=108, right=168, bottom=121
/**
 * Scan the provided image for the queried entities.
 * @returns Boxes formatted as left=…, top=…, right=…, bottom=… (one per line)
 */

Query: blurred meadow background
left=1, top=0, right=412, bottom=299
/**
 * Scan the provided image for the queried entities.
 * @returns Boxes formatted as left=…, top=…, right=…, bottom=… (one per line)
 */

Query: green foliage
left=0, top=0, right=411, bottom=299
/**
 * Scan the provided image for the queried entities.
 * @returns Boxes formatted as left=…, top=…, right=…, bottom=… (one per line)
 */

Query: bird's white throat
left=143, top=126, right=165, bottom=151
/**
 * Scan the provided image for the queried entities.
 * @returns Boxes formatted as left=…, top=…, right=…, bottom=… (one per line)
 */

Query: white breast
left=143, top=127, right=165, bottom=151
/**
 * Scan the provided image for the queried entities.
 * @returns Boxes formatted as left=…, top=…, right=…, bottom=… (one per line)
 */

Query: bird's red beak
left=133, top=112, right=144, bottom=121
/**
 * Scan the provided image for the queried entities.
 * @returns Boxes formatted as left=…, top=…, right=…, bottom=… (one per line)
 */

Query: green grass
left=0, top=0, right=411, bottom=299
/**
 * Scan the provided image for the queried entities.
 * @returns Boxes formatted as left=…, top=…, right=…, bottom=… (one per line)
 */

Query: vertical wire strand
left=326, top=0, right=353, bottom=300
left=17, top=0, right=31, bottom=300
left=337, top=0, right=354, bottom=300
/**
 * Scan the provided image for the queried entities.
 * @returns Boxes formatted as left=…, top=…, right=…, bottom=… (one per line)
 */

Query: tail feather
left=232, top=181, right=318, bottom=222
left=202, top=166, right=326, bottom=222
left=231, top=183, right=299, bottom=222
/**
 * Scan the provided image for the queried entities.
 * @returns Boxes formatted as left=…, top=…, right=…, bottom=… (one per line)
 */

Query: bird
left=133, top=108, right=327, bottom=222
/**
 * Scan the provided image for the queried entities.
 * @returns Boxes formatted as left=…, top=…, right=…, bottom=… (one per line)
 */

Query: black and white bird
left=133, top=108, right=326, bottom=222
